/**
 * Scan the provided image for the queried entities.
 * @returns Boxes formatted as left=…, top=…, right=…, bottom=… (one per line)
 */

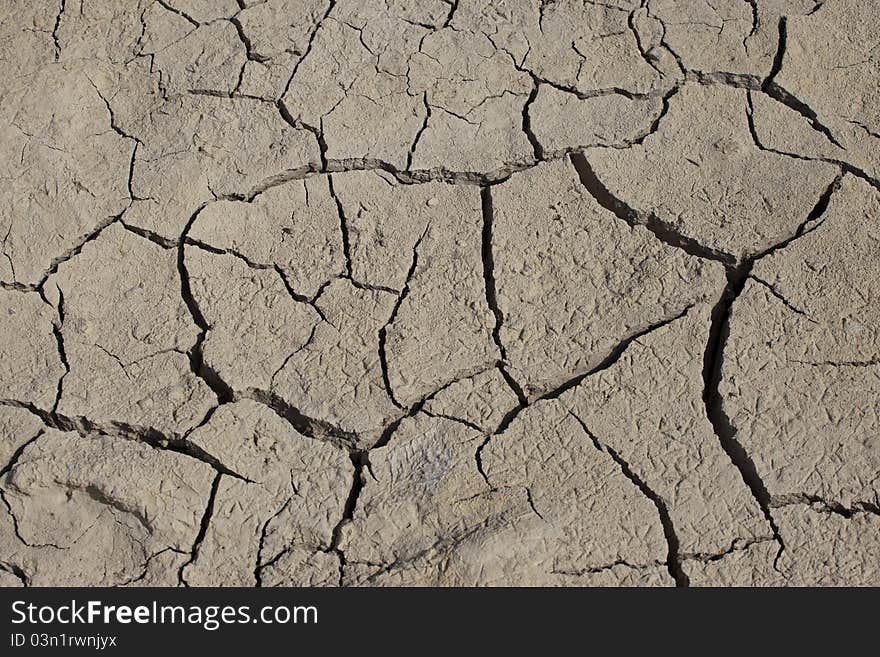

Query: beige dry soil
left=1, top=0, right=878, bottom=587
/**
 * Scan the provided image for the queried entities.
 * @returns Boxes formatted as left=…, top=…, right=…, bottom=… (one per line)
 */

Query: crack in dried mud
left=2, top=0, right=878, bottom=587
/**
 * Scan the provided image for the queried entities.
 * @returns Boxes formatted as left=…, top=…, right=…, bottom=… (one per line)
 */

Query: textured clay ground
left=1, top=0, right=878, bottom=587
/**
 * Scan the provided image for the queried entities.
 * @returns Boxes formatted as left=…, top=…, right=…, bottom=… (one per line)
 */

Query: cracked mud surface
left=1, top=0, right=878, bottom=587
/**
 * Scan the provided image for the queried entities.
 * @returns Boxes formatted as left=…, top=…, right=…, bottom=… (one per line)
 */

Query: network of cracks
left=0, top=0, right=878, bottom=586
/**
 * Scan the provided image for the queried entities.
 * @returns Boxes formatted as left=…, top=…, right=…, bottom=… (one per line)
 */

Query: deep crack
left=570, top=412, right=689, bottom=587
left=178, top=472, right=222, bottom=586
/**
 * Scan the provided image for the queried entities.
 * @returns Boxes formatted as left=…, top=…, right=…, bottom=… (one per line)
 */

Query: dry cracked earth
left=0, top=0, right=878, bottom=588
